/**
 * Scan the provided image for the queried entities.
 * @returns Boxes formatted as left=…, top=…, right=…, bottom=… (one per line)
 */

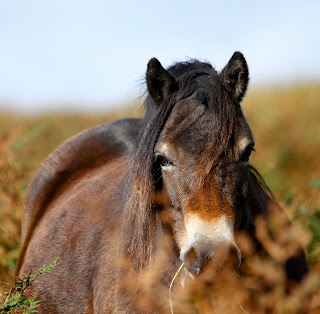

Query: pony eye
left=156, top=154, right=172, bottom=167
left=240, top=145, right=255, bottom=162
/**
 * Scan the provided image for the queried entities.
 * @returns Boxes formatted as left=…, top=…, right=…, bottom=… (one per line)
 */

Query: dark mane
left=122, top=60, right=238, bottom=269
left=167, top=59, right=215, bottom=81
left=122, top=93, right=177, bottom=269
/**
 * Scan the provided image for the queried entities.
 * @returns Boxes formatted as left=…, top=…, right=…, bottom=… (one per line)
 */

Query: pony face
left=154, top=95, right=254, bottom=274
left=149, top=53, right=253, bottom=274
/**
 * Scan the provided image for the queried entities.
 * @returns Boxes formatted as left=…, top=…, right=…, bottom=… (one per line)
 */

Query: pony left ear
left=220, top=51, right=249, bottom=103
left=146, top=58, right=177, bottom=105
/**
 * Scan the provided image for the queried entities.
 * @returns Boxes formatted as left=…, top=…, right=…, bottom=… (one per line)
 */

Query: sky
left=0, top=0, right=319, bottom=112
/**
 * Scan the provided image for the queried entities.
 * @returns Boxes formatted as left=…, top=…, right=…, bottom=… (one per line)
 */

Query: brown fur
left=186, top=171, right=234, bottom=221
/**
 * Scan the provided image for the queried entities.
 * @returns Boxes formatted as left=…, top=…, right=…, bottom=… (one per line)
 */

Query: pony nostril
left=180, top=247, right=202, bottom=274
left=180, top=247, right=197, bottom=267
left=226, top=242, right=242, bottom=268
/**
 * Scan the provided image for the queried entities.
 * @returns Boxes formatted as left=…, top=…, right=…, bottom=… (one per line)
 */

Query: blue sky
left=0, top=0, right=319, bottom=112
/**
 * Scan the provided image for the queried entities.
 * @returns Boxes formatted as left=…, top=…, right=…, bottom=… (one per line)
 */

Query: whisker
left=169, top=263, right=184, bottom=314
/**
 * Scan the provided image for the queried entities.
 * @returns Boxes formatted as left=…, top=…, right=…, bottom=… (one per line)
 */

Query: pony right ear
left=146, top=58, right=177, bottom=105
left=220, top=51, right=249, bottom=103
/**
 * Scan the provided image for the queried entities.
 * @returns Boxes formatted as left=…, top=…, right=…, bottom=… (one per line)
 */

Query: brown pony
left=16, top=52, right=308, bottom=312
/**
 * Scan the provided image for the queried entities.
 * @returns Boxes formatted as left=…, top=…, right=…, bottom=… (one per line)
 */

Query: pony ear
left=220, top=51, right=249, bottom=103
left=146, top=58, right=177, bottom=105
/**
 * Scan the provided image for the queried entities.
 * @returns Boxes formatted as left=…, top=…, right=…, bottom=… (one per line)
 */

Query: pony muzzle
left=180, top=215, right=241, bottom=274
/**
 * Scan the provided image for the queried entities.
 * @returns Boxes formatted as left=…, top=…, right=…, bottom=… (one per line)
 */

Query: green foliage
left=293, top=199, right=320, bottom=265
left=309, top=178, right=320, bottom=190
left=284, top=190, right=294, bottom=205
left=0, top=258, right=61, bottom=313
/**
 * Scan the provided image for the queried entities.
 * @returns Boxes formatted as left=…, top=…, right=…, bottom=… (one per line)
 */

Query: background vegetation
left=0, top=85, right=319, bottom=311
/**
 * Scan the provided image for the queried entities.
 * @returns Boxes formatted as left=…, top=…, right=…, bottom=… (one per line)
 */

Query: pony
left=16, top=52, right=308, bottom=312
